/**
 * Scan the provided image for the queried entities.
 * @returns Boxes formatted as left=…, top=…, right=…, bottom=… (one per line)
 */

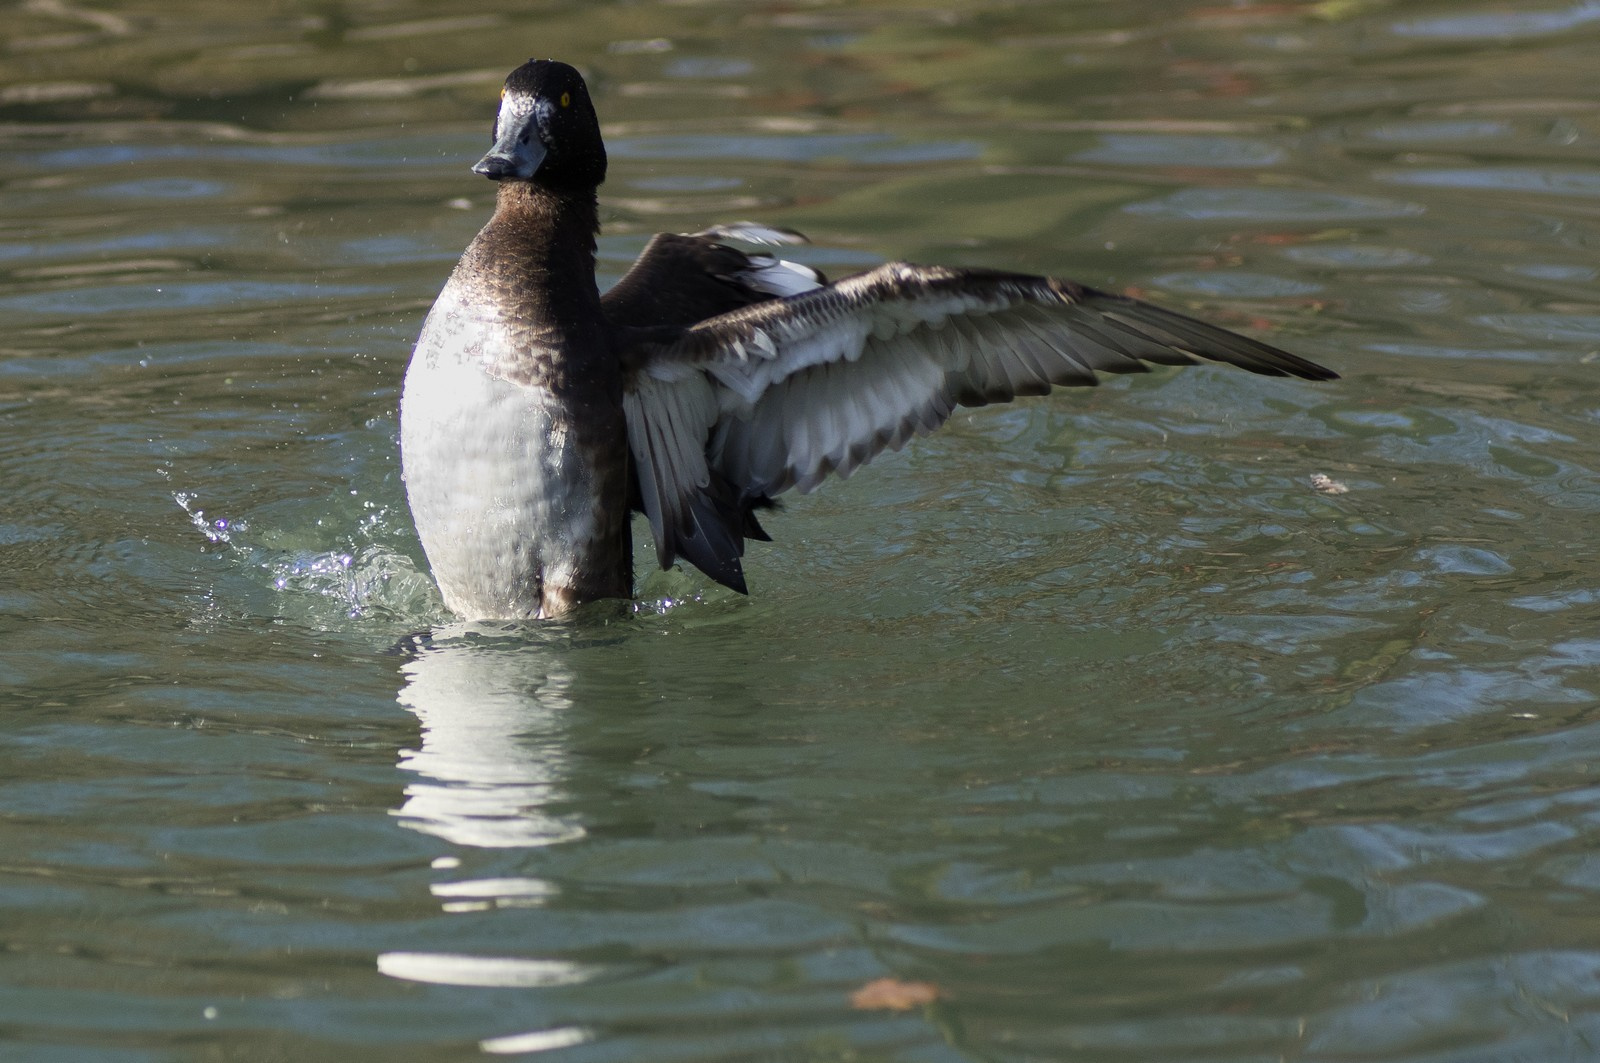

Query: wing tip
left=1092, top=296, right=1338, bottom=382
left=651, top=476, right=774, bottom=596
left=691, top=221, right=810, bottom=247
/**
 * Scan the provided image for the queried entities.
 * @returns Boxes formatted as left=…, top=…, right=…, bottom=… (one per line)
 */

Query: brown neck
left=457, top=180, right=614, bottom=392
left=471, top=181, right=601, bottom=308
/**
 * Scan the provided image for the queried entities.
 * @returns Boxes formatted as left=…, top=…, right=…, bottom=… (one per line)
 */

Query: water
left=6, top=0, right=1600, bottom=1059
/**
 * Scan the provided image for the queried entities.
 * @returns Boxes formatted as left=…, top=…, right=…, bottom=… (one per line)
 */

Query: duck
left=400, top=58, right=1337, bottom=621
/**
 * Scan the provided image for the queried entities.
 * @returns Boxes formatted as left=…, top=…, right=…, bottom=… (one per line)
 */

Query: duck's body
left=403, top=180, right=633, bottom=618
left=401, top=59, right=1337, bottom=621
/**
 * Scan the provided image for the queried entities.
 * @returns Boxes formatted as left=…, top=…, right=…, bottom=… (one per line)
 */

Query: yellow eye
left=559, top=91, right=571, bottom=108
left=500, top=87, right=507, bottom=99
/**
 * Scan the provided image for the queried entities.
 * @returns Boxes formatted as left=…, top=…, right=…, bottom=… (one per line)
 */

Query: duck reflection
left=382, top=622, right=627, bottom=1013
left=394, top=623, right=589, bottom=850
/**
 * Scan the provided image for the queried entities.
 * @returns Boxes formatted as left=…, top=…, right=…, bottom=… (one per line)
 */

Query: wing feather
left=623, top=369, right=715, bottom=559
left=623, top=259, right=1336, bottom=590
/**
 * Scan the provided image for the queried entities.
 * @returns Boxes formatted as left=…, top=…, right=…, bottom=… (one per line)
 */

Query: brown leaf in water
left=849, top=977, right=943, bottom=1011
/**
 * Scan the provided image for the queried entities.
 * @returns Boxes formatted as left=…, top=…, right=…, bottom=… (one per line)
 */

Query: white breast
left=401, top=290, right=602, bottom=619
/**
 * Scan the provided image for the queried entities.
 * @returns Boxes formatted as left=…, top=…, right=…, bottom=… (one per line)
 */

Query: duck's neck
left=476, top=180, right=602, bottom=312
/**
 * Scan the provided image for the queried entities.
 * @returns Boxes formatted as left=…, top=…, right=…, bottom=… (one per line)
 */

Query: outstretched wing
left=622, top=260, right=1336, bottom=590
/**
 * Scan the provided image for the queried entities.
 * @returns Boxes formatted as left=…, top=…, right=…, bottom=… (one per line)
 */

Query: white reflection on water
left=394, top=627, right=586, bottom=850
left=376, top=951, right=597, bottom=988
left=479, top=1025, right=593, bottom=1055
left=384, top=631, right=609, bottom=1019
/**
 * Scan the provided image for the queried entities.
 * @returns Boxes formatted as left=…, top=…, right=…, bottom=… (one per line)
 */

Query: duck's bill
left=473, top=137, right=547, bottom=181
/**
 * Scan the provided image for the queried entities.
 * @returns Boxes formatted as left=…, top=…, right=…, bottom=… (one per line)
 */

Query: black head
left=473, top=59, right=606, bottom=190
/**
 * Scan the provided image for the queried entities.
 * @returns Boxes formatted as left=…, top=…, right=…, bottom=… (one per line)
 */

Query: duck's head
left=474, top=59, right=606, bottom=189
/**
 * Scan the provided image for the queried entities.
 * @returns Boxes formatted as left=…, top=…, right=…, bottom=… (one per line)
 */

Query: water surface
left=6, top=1, right=1600, bottom=1060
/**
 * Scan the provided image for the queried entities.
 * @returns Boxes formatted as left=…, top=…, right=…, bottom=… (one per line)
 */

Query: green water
left=6, top=1, right=1600, bottom=1059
